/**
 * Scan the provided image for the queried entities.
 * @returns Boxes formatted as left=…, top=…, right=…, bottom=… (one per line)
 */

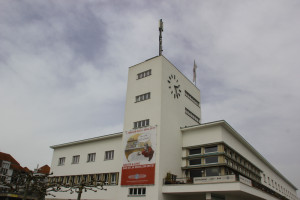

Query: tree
left=0, top=171, right=107, bottom=200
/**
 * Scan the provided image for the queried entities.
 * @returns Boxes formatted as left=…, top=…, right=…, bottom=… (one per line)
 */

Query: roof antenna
left=159, top=19, right=163, bottom=56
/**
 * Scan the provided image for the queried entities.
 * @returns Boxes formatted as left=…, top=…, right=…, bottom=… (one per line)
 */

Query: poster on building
left=121, top=126, right=156, bottom=185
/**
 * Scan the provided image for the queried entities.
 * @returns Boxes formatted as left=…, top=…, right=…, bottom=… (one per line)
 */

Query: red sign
left=121, top=164, right=155, bottom=185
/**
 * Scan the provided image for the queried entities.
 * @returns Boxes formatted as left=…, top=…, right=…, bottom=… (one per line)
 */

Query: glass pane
left=205, top=156, right=218, bottom=164
left=206, top=167, right=219, bottom=176
left=190, top=148, right=201, bottom=155
left=189, top=159, right=202, bottom=165
left=205, top=146, right=218, bottom=153
left=190, top=169, right=202, bottom=178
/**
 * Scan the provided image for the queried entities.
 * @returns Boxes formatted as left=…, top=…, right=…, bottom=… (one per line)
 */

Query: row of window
left=137, top=69, right=151, bottom=80
left=185, top=90, right=199, bottom=106
left=58, top=150, right=114, bottom=166
left=185, top=144, right=261, bottom=182
left=185, top=108, right=200, bottom=123
left=135, top=92, right=150, bottom=103
left=189, top=156, right=218, bottom=165
left=133, top=119, right=149, bottom=129
left=263, top=174, right=295, bottom=199
left=225, top=157, right=260, bottom=182
left=224, top=147, right=260, bottom=175
left=49, top=172, right=118, bottom=186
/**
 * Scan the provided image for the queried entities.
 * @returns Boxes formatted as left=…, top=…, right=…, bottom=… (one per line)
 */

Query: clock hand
left=174, top=86, right=178, bottom=95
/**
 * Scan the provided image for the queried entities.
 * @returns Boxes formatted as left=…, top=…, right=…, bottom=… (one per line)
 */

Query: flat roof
left=50, top=132, right=122, bottom=149
left=181, top=120, right=298, bottom=190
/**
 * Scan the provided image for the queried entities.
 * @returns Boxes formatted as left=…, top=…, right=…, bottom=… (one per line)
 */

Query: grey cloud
left=0, top=0, right=300, bottom=195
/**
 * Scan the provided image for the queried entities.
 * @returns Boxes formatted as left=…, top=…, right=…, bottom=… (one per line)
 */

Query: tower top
left=159, top=19, right=163, bottom=56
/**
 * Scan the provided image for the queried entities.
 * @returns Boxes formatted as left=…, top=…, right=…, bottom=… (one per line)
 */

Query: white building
left=48, top=55, right=298, bottom=200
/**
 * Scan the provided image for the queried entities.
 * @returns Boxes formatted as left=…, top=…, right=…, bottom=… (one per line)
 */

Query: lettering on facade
left=194, top=175, right=236, bottom=184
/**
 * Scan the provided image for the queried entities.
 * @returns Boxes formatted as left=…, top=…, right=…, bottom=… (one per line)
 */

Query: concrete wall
left=49, top=135, right=122, bottom=200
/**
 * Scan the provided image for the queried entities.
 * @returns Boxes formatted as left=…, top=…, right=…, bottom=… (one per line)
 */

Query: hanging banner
left=121, top=126, right=156, bottom=185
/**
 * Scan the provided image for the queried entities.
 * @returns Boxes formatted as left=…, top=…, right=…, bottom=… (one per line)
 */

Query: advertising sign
left=121, top=126, right=156, bottom=185
left=194, top=175, right=235, bottom=184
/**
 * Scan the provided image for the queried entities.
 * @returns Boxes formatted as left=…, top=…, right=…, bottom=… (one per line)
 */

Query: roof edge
left=50, top=132, right=122, bottom=149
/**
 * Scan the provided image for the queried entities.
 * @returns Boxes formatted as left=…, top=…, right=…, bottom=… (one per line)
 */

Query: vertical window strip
left=185, top=108, right=200, bottom=123
left=185, top=90, right=200, bottom=106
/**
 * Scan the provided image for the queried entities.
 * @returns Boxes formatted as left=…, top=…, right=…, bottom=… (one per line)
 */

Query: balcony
left=162, top=174, right=289, bottom=200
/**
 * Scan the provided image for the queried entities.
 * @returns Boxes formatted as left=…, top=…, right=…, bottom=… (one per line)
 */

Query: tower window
left=136, top=92, right=151, bottom=102
left=133, top=119, right=149, bottom=129
left=137, top=69, right=151, bottom=79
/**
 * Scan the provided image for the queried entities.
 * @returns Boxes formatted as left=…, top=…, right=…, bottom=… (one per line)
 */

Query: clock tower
left=121, top=55, right=201, bottom=200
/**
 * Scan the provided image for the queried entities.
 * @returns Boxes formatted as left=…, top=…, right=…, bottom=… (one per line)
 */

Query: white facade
left=49, top=56, right=298, bottom=200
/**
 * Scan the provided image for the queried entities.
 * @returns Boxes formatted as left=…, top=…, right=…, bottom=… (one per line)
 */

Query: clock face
left=167, top=74, right=181, bottom=99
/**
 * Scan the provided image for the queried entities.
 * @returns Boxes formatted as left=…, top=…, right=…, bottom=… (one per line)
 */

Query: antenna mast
left=159, top=19, right=163, bottom=56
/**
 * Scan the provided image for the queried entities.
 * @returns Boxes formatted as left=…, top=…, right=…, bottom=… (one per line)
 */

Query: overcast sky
left=1, top=0, right=299, bottom=194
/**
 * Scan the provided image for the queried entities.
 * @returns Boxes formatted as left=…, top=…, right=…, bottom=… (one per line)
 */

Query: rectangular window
left=189, top=148, right=201, bottom=155
left=136, top=92, right=151, bottom=103
left=137, top=69, right=151, bottom=80
left=96, top=174, right=102, bottom=182
left=205, top=146, right=218, bottom=153
left=65, top=176, right=70, bottom=184
left=185, top=90, right=200, bottom=106
left=71, top=176, right=75, bottom=185
left=133, top=119, right=149, bottom=129
left=103, top=173, right=109, bottom=185
left=87, top=153, right=96, bottom=162
left=205, top=156, right=218, bottom=164
left=105, top=150, right=114, bottom=160
left=58, top=157, right=65, bottom=166
left=189, top=159, right=202, bottom=165
left=72, top=155, right=80, bottom=164
left=77, top=175, right=82, bottom=184
left=129, top=187, right=146, bottom=196
left=206, top=167, right=220, bottom=177
left=110, top=173, right=117, bottom=185
left=185, top=108, right=200, bottom=123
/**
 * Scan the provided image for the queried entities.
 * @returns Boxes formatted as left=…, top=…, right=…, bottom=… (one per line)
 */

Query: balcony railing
left=164, top=175, right=237, bottom=185
left=163, top=175, right=289, bottom=200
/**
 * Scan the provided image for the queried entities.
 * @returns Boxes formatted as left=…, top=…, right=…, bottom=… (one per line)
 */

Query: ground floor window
left=128, top=187, right=146, bottom=196
left=190, top=169, right=203, bottom=178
